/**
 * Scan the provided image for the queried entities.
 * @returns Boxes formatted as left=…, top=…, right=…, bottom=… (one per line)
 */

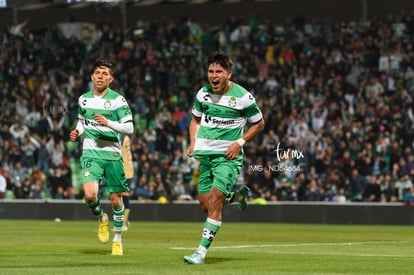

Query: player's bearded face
left=91, top=66, right=114, bottom=93
left=207, top=63, right=232, bottom=95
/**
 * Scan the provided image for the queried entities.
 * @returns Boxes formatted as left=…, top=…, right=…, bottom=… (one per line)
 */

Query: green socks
left=112, top=204, right=125, bottom=229
left=86, top=198, right=103, bottom=217
left=197, top=218, right=222, bottom=258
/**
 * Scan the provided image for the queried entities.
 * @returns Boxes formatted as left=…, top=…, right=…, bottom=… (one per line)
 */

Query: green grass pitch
left=0, top=220, right=413, bottom=274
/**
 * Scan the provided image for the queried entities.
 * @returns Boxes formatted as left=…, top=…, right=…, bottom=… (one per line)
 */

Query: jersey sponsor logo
left=212, top=118, right=235, bottom=125
left=204, top=115, right=212, bottom=124
left=204, top=115, right=235, bottom=125
left=84, top=119, right=101, bottom=127
left=82, top=100, right=87, bottom=106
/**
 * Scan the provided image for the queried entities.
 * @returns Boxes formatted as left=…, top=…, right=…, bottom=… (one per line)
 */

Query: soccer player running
left=69, top=59, right=134, bottom=256
left=184, top=52, right=265, bottom=264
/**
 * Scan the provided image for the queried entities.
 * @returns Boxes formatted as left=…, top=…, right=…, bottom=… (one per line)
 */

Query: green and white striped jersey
left=192, top=82, right=263, bottom=157
left=77, top=89, right=133, bottom=160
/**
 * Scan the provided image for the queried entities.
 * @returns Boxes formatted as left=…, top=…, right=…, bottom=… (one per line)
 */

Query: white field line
left=258, top=250, right=414, bottom=258
left=170, top=240, right=412, bottom=250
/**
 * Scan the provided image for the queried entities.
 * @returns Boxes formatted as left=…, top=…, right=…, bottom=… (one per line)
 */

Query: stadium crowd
left=0, top=11, right=414, bottom=204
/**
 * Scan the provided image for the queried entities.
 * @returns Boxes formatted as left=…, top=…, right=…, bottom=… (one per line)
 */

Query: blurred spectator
left=143, top=126, right=156, bottom=154
left=395, top=174, right=413, bottom=202
left=303, top=178, right=321, bottom=201
left=49, top=139, right=66, bottom=168
left=8, top=19, right=29, bottom=37
left=30, top=179, right=43, bottom=199
left=47, top=166, right=71, bottom=199
left=20, top=135, right=38, bottom=168
left=320, top=182, right=337, bottom=202
left=133, top=175, right=152, bottom=200
left=380, top=173, right=398, bottom=202
left=9, top=119, right=28, bottom=146
left=36, top=136, right=52, bottom=174
left=404, top=185, right=414, bottom=205
left=365, top=76, right=384, bottom=102
left=25, top=106, right=41, bottom=133
left=310, top=105, right=328, bottom=133
left=334, top=187, right=347, bottom=203
left=8, top=162, right=27, bottom=198
left=363, top=176, right=382, bottom=202
left=0, top=170, right=6, bottom=198
left=347, top=168, right=367, bottom=202
left=28, top=165, right=46, bottom=199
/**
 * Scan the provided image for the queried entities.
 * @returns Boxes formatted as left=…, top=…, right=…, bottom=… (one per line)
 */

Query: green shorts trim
left=80, top=156, right=129, bottom=193
left=197, top=155, right=243, bottom=196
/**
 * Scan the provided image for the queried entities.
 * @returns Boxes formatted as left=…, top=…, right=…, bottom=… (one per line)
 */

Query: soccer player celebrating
left=69, top=59, right=134, bottom=256
left=184, top=52, right=265, bottom=264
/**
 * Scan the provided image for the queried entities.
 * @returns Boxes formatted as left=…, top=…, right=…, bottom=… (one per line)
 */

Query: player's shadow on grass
left=205, top=257, right=236, bottom=264
left=79, top=248, right=111, bottom=255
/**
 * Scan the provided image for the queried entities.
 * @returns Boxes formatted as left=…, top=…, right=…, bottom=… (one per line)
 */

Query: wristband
left=236, top=138, right=246, bottom=147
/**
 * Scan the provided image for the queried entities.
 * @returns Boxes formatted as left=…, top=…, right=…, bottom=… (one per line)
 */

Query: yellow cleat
left=111, top=242, right=123, bottom=256
left=98, top=213, right=109, bottom=244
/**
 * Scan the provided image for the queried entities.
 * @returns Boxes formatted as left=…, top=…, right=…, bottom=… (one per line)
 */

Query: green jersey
left=77, top=89, right=132, bottom=160
left=192, top=82, right=263, bottom=157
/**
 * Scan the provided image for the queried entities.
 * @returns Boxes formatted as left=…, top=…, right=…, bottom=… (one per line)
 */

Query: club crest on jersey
left=104, top=99, right=111, bottom=109
left=84, top=169, right=90, bottom=177
left=228, top=96, right=237, bottom=107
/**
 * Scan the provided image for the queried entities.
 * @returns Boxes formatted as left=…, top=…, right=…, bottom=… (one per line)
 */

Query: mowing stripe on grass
left=170, top=240, right=412, bottom=250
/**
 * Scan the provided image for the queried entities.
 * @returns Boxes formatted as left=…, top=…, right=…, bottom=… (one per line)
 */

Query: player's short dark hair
left=207, top=52, right=233, bottom=72
left=93, top=59, right=113, bottom=75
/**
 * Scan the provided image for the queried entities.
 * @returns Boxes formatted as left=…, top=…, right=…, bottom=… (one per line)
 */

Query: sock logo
left=202, top=228, right=217, bottom=241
